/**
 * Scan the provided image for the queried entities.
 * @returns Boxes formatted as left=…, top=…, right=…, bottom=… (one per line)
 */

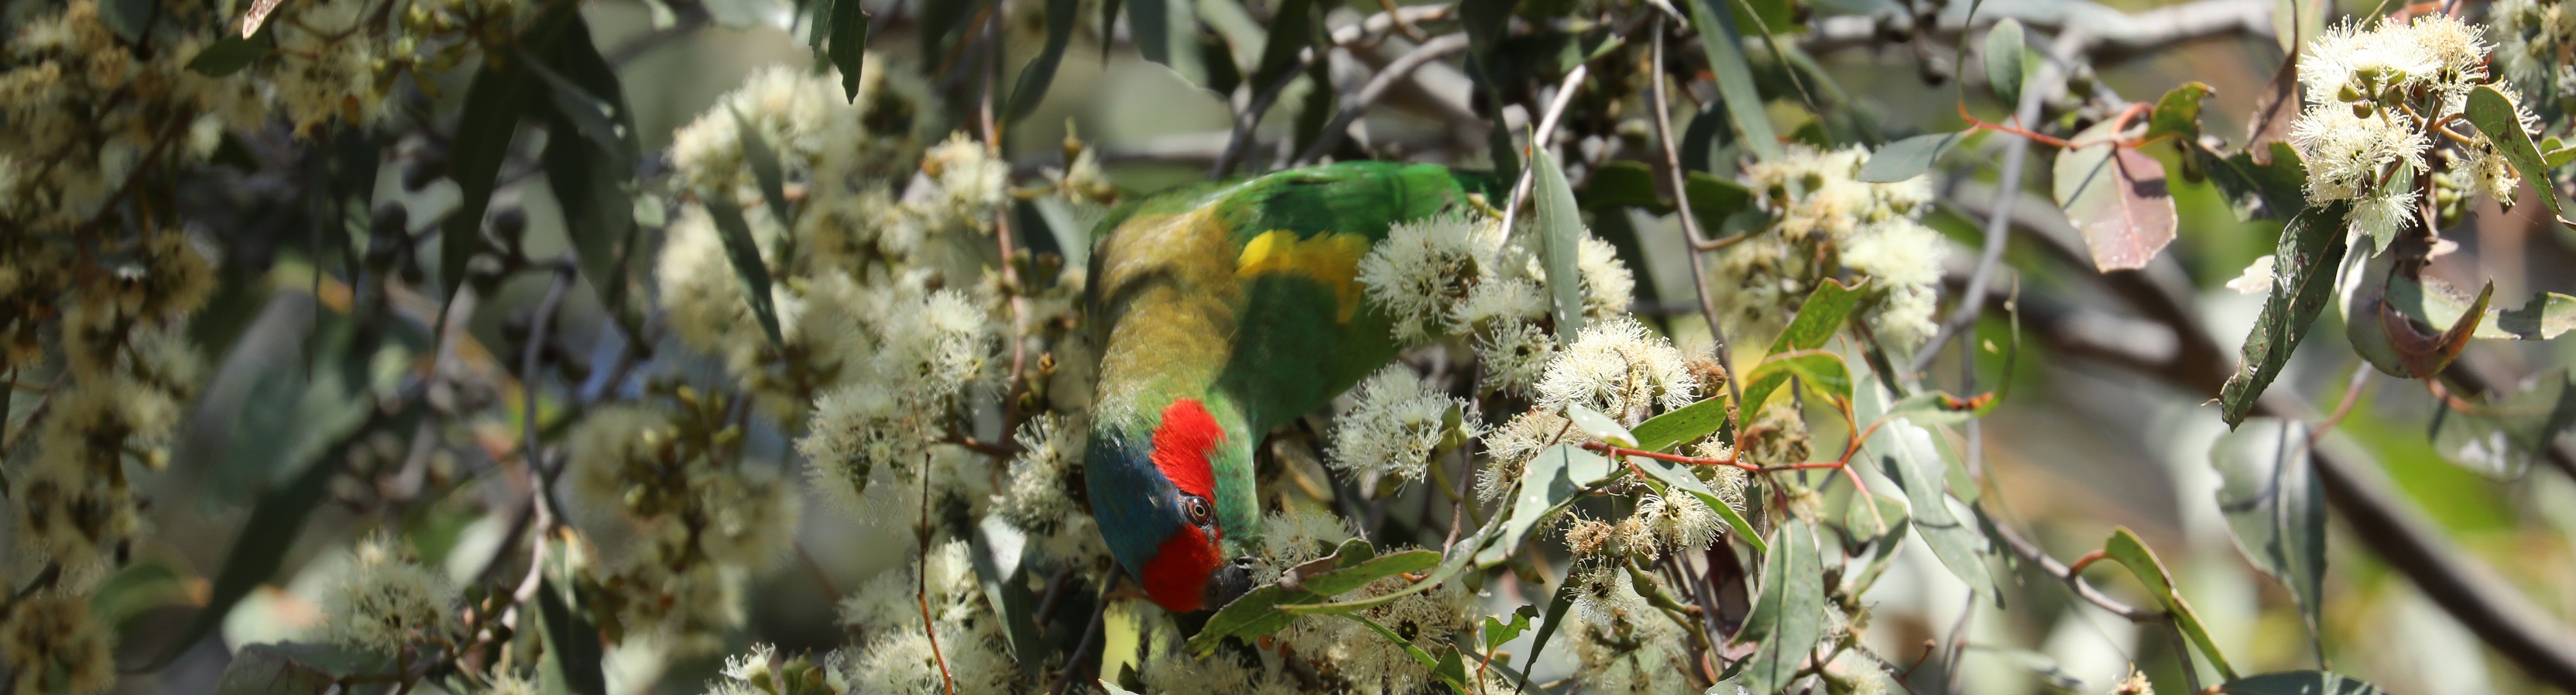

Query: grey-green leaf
left=1866, top=419, right=1995, bottom=600
left=1983, top=19, right=2027, bottom=109
left=702, top=197, right=787, bottom=349
left=1735, top=518, right=1825, bottom=695
left=2218, top=201, right=2352, bottom=428
left=828, top=0, right=869, bottom=101
left=730, top=107, right=796, bottom=229
left=1857, top=131, right=1967, bottom=183
left=2208, top=418, right=2327, bottom=649
left=2428, top=370, right=2576, bottom=480
left=1007, top=0, right=1081, bottom=121
left=2465, top=85, right=2573, bottom=226
left=1688, top=0, right=1781, bottom=160
left=1533, top=149, right=1588, bottom=342
left=1565, top=404, right=1637, bottom=447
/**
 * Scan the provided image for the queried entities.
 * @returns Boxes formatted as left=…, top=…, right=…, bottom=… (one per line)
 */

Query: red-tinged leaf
left=2246, top=59, right=2298, bottom=164
left=2053, top=121, right=2177, bottom=271
left=2145, top=81, right=2212, bottom=142
left=238, top=0, right=284, bottom=37
left=2384, top=280, right=2490, bottom=378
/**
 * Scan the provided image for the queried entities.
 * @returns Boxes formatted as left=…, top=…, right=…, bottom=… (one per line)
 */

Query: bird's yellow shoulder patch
left=1236, top=229, right=1369, bottom=322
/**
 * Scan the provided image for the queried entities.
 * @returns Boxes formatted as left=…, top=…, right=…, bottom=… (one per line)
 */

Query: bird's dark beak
left=1202, top=556, right=1257, bottom=610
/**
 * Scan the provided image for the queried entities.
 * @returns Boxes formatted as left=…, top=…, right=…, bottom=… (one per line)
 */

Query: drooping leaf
left=1484, top=607, right=1537, bottom=653
left=1983, top=19, right=2028, bottom=108
left=2146, top=81, right=2213, bottom=142
left=2465, top=85, right=2573, bottom=226
left=1857, top=131, right=1967, bottom=183
left=1880, top=390, right=1997, bottom=426
left=1688, top=0, right=1782, bottom=160
left=443, top=55, right=535, bottom=291
left=1244, top=0, right=1315, bottom=96
left=533, top=20, right=643, bottom=329
left=2216, top=671, right=2393, bottom=694
left=2429, top=370, right=2576, bottom=480
left=2378, top=273, right=2576, bottom=341
left=2208, top=418, right=2327, bottom=647
left=2218, top=201, right=2352, bottom=428
left=828, top=0, right=869, bottom=101
left=1007, top=0, right=1082, bottom=120
left=2101, top=528, right=2241, bottom=680
left=729, top=107, right=796, bottom=229
left=523, top=57, right=626, bottom=167
left=1511, top=579, right=1582, bottom=695
left=1865, top=419, right=1995, bottom=600
left=1565, top=404, right=1637, bottom=447
left=536, top=580, right=608, bottom=695
left=2053, top=119, right=2177, bottom=270
left=87, top=561, right=194, bottom=628
left=1532, top=149, right=1588, bottom=342
left=1769, top=278, right=1864, bottom=353
left=1130, top=0, right=1210, bottom=91
left=1734, top=518, right=1825, bottom=695
left=2382, top=281, right=2489, bottom=378
left=1188, top=549, right=1442, bottom=653
left=1631, top=397, right=1732, bottom=452
left=701, top=197, right=787, bottom=349
left=213, top=643, right=389, bottom=695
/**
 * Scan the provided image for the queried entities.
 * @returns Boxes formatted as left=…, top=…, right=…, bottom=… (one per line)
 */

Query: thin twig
left=1911, top=28, right=2086, bottom=376
left=1495, top=64, right=1593, bottom=235
left=1293, top=33, right=1474, bottom=164
left=1650, top=18, right=1748, bottom=428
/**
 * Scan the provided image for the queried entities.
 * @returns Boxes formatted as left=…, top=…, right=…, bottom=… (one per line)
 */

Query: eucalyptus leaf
left=1865, top=419, right=1995, bottom=600
left=1007, top=0, right=1082, bottom=120
left=729, top=107, right=796, bottom=229
left=2053, top=119, right=2177, bottom=270
left=1566, top=404, right=1638, bottom=447
left=1631, top=397, right=1732, bottom=452
left=2465, top=85, right=2573, bottom=225
left=2145, top=81, right=2213, bottom=142
left=702, top=198, right=787, bottom=349
left=2428, top=370, right=2576, bottom=480
left=1533, top=150, right=1588, bottom=342
left=1983, top=19, right=2028, bottom=108
left=2219, top=201, right=2352, bottom=428
left=2214, top=671, right=2392, bottom=694
left=1856, top=131, right=1967, bottom=184
left=2101, top=528, right=2240, bottom=680
left=828, top=0, right=869, bottom=101
left=1735, top=518, right=1824, bottom=694
left=1688, top=0, right=1781, bottom=160
left=2209, top=418, right=2327, bottom=647
left=1770, top=278, right=1864, bottom=353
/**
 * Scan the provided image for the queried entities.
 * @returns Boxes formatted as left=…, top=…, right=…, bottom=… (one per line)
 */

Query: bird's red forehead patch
left=1150, top=399, right=1223, bottom=499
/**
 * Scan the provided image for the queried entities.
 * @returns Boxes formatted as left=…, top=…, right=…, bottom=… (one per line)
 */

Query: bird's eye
left=1183, top=495, right=1214, bottom=526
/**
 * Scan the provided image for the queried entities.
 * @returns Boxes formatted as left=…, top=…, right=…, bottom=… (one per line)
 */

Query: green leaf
left=2208, top=418, right=2327, bottom=648
left=1983, top=19, right=2027, bottom=108
left=1187, top=549, right=1442, bottom=653
left=524, top=57, right=626, bottom=167
left=1740, top=350, right=1853, bottom=418
left=2218, top=201, right=2352, bottom=428
left=98, top=0, right=151, bottom=43
left=1842, top=490, right=1910, bottom=547
left=1631, top=397, right=1732, bottom=452
left=2215, top=671, right=2392, bottom=694
left=1007, top=0, right=1081, bottom=120
left=536, top=580, right=608, bottom=695
left=702, top=197, right=787, bottom=349
left=1532, top=149, right=1588, bottom=342
left=2197, top=141, right=2308, bottom=222
left=1515, top=579, right=1582, bottom=695
left=1865, top=419, right=1995, bottom=600
left=1633, top=458, right=1765, bottom=554
left=2053, top=119, right=2177, bottom=270
left=214, top=643, right=390, bottom=695
left=1582, top=160, right=1670, bottom=212
left=1769, top=278, right=1864, bottom=353
left=1131, top=0, right=1209, bottom=91
left=87, top=562, right=192, bottom=628
left=1857, top=131, right=1967, bottom=184
left=2465, top=85, right=2573, bottom=226
left=730, top=107, right=796, bottom=229
left=828, top=0, right=869, bottom=101
left=2101, top=528, right=2240, bottom=680
left=1564, top=404, right=1636, bottom=447
left=2382, top=270, right=2576, bottom=341
left=1483, top=607, right=1536, bottom=652
left=443, top=61, right=529, bottom=291
left=2428, top=370, right=2576, bottom=480
left=1688, top=0, right=1782, bottom=160
left=1735, top=518, right=1825, bottom=695
left=2146, top=81, right=2214, bottom=142
left=1245, top=0, right=1315, bottom=96
left=533, top=21, right=643, bottom=329
left=187, top=33, right=269, bottom=76
left=1685, top=171, right=1764, bottom=239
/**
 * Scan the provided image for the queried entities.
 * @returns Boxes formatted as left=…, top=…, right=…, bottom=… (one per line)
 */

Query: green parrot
left=1082, top=161, right=1504, bottom=613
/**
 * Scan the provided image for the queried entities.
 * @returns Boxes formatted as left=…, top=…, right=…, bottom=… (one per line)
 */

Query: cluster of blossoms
left=1326, top=364, right=1480, bottom=486
left=2491, top=0, right=2576, bottom=112
left=564, top=400, right=802, bottom=650
left=834, top=540, right=1021, bottom=694
left=1355, top=213, right=1636, bottom=396
left=1715, top=144, right=1947, bottom=350
left=320, top=534, right=462, bottom=655
left=2289, top=15, right=2535, bottom=248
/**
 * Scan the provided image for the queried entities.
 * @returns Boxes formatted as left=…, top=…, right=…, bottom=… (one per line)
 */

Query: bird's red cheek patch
left=1141, top=524, right=1223, bottom=612
left=1150, top=399, right=1223, bottom=499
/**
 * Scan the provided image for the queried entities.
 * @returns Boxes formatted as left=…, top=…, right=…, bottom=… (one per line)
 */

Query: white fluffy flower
left=1358, top=214, right=1498, bottom=343
left=1328, top=365, right=1474, bottom=484
left=1535, top=316, right=1697, bottom=422
left=323, top=535, right=460, bottom=654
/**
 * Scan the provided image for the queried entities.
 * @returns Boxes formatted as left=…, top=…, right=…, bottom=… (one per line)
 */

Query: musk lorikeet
left=1082, top=161, right=1505, bottom=613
